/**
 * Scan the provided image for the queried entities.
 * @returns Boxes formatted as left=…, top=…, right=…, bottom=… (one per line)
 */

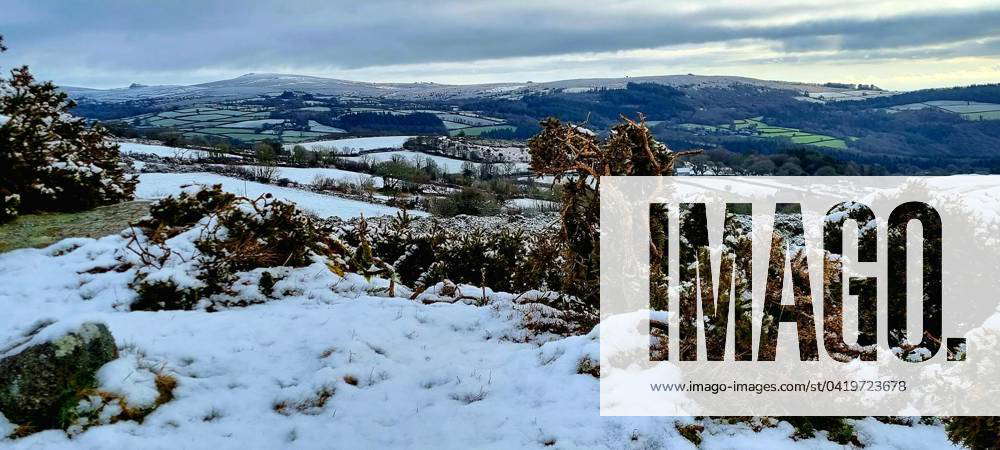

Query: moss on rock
left=0, top=322, right=117, bottom=429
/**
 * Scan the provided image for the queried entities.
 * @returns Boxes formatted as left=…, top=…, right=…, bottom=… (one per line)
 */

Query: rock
left=0, top=322, right=117, bottom=429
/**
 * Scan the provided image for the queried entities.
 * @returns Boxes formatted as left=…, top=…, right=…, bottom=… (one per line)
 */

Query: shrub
left=218, top=164, right=279, bottom=184
left=429, top=188, right=501, bottom=217
left=140, top=185, right=236, bottom=234
left=779, top=417, right=860, bottom=445
left=0, top=41, right=136, bottom=223
left=340, top=212, right=569, bottom=305
left=312, top=175, right=377, bottom=199
left=945, top=417, right=1000, bottom=449
left=129, top=187, right=353, bottom=310
left=528, top=116, right=697, bottom=308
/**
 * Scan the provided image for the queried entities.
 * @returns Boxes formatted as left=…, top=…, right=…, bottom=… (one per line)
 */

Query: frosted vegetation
left=0, top=34, right=992, bottom=448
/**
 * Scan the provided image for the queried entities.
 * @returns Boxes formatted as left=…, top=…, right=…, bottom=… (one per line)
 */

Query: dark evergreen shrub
left=945, top=417, right=1000, bottom=449
left=0, top=40, right=135, bottom=222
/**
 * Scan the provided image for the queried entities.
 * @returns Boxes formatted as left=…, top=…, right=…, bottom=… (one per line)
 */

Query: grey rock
left=0, top=322, right=117, bottom=429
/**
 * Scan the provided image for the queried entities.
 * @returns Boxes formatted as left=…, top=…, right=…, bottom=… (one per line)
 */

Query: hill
left=63, top=72, right=846, bottom=104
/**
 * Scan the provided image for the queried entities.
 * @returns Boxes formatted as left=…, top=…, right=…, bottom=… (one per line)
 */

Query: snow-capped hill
left=61, top=73, right=842, bottom=104
left=195, top=72, right=374, bottom=91
left=61, top=83, right=204, bottom=102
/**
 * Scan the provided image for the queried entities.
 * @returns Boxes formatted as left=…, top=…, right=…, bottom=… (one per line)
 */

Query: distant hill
left=61, top=72, right=849, bottom=104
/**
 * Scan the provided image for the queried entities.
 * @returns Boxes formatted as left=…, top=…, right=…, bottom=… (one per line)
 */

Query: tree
left=253, top=141, right=276, bottom=164
left=814, top=165, right=838, bottom=176
left=461, top=160, right=477, bottom=178
left=0, top=36, right=136, bottom=222
left=291, top=145, right=308, bottom=164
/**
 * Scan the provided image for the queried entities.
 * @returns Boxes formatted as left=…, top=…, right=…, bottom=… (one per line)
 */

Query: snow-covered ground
left=230, top=165, right=384, bottom=188
left=307, top=120, right=346, bottom=133
left=0, top=232, right=959, bottom=449
left=223, top=119, right=286, bottom=129
left=285, top=136, right=412, bottom=154
left=505, top=198, right=559, bottom=210
left=136, top=172, right=418, bottom=218
left=343, top=151, right=477, bottom=173
left=0, top=159, right=983, bottom=447
left=119, top=142, right=210, bottom=159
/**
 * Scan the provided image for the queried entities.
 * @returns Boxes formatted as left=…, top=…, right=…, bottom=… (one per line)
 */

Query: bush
left=528, top=116, right=696, bottom=308
left=429, top=188, right=501, bottom=217
left=129, top=186, right=352, bottom=310
left=945, top=417, right=1000, bottom=449
left=215, top=164, right=278, bottom=184
left=312, top=175, right=377, bottom=198
left=0, top=42, right=136, bottom=223
left=140, top=185, right=236, bottom=233
left=779, top=417, right=860, bottom=445
left=341, top=212, right=565, bottom=297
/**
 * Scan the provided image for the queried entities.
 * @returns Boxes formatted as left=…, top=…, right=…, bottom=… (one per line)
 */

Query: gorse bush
left=944, top=417, right=1000, bottom=449
left=140, top=185, right=236, bottom=232
left=528, top=116, right=696, bottom=308
left=337, top=212, right=565, bottom=297
left=129, top=185, right=353, bottom=310
left=0, top=36, right=135, bottom=222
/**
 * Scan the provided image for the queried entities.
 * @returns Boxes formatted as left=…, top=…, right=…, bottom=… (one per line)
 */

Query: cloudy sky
left=1, top=0, right=998, bottom=90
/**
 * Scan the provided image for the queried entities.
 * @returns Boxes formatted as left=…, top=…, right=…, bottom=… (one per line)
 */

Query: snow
left=285, top=136, right=412, bottom=154
left=222, top=119, right=286, bottom=129
left=95, top=355, right=160, bottom=408
left=0, top=414, right=13, bottom=440
left=505, top=198, right=558, bottom=210
left=0, top=114, right=8, bottom=125
left=118, top=142, right=210, bottom=159
left=0, top=173, right=978, bottom=447
left=344, top=151, right=476, bottom=173
left=135, top=172, right=421, bottom=218
left=232, top=165, right=384, bottom=188
left=0, top=230, right=961, bottom=448
left=307, top=120, right=346, bottom=133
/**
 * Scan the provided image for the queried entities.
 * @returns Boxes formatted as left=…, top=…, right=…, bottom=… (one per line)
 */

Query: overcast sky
left=1, top=0, right=998, bottom=90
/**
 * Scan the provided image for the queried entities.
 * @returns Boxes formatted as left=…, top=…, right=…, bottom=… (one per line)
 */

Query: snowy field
left=307, top=120, right=346, bottom=133
left=505, top=198, right=559, bottom=210
left=0, top=232, right=959, bottom=449
left=343, top=151, right=477, bottom=173
left=222, top=119, right=286, bottom=129
left=1, top=159, right=988, bottom=447
left=284, top=136, right=412, bottom=154
left=135, top=172, right=418, bottom=218
left=231, top=165, right=384, bottom=188
left=118, top=142, right=211, bottom=159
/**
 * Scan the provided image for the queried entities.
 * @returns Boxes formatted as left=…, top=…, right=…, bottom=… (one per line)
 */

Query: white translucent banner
left=600, top=176, right=1000, bottom=416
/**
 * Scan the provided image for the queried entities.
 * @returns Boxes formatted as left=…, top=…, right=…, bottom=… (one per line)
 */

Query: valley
left=69, top=73, right=1000, bottom=175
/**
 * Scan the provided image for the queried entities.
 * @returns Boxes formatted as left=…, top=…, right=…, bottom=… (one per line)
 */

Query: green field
left=885, top=101, right=1000, bottom=121
left=681, top=117, right=848, bottom=149
left=123, top=106, right=341, bottom=144
left=0, top=201, right=150, bottom=252
left=449, top=125, right=516, bottom=137
left=963, top=111, right=1000, bottom=121
left=128, top=105, right=515, bottom=143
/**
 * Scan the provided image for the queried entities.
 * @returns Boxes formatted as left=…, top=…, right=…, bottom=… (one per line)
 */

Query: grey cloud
left=0, top=1, right=998, bottom=86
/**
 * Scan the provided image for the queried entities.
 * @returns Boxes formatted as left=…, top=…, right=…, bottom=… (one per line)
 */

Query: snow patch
left=135, top=172, right=421, bottom=218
